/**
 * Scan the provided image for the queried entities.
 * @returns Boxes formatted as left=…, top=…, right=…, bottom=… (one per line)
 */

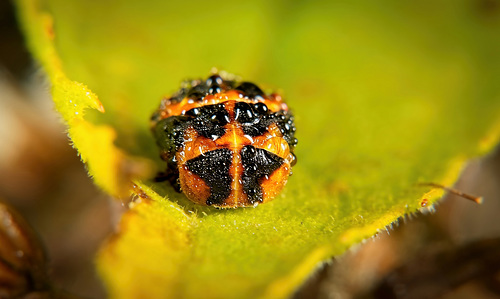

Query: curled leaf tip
left=97, top=101, right=105, bottom=113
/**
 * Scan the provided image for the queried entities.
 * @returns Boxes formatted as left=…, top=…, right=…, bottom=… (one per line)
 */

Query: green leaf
left=16, top=0, right=500, bottom=298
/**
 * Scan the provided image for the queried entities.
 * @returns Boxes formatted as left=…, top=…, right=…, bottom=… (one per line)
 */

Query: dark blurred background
left=0, top=1, right=115, bottom=298
left=1, top=0, right=499, bottom=298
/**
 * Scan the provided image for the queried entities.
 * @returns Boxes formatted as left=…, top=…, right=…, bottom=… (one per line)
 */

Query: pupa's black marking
left=187, top=84, right=208, bottom=101
left=155, top=103, right=230, bottom=151
left=185, top=149, right=233, bottom=206
left=235, top=82, right=265, bottom=99
left=274, top=111, right=297, bottom=148
left=233, top=102, right=297, bottom=149
left=206, top=74, right=223, bottom=87
left=234, top=101, right=268, bottom=137
left=240, top=145, right=284, bottom=204
left=154, top=116, right=190, bottom=154
left=153, top=116, right=190, bottom=191
left=185, top=103, right=229, bottom=140
left=206, top=74, right=223, bottom=94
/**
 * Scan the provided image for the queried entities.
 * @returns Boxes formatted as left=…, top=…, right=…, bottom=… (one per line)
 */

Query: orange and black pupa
left=151, top=73, right=297, bottom=208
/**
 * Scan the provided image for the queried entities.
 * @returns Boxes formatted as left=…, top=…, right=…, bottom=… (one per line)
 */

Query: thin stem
left=419, top=182, right=483, bottom=204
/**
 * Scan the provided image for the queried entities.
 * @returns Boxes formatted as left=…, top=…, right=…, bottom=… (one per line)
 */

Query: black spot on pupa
left=154, top=115, right=190, bottom=153
left=273, top=111, right=297, bottom=149
left=235, top=82, right=265, bottom=99
left=233, top=102, right=296, bottom=150
left=206, top=74, right=223, bottom=87
left=234, top=101, right=268, bottom=137
left=187, top=84, right=208, bottom=101
left=186, top=103, right=229, bottom=140
left=185, top=149, right=233, bottom=206
left=240, top=145, right=284, bottom=204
